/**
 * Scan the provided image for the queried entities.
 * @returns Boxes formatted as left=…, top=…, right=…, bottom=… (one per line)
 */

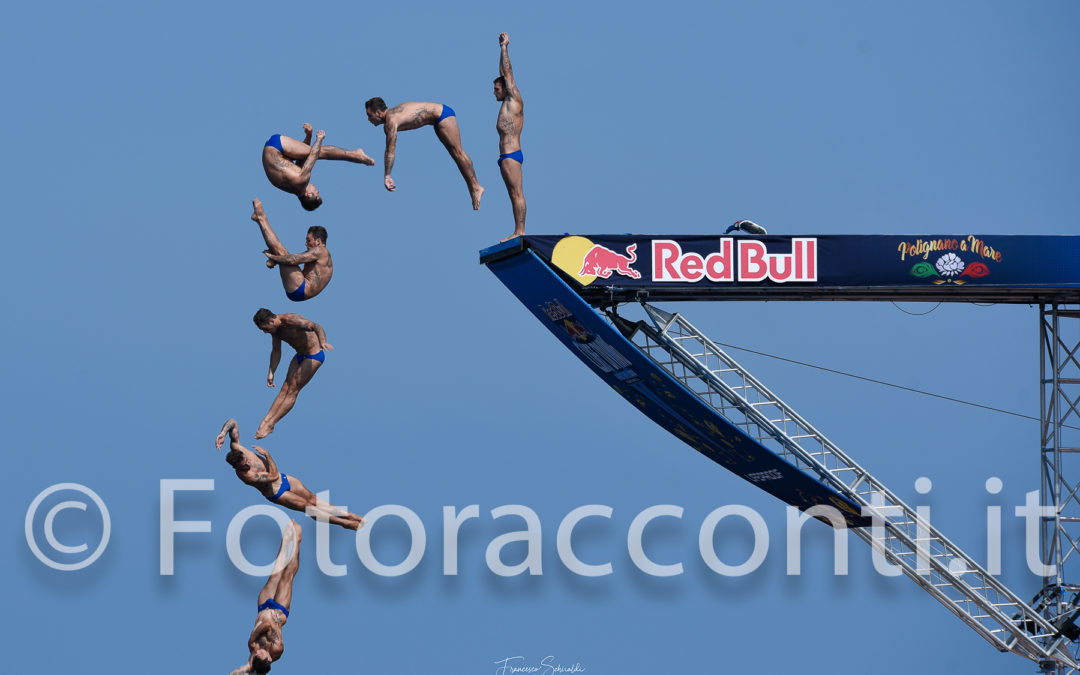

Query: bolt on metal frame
left=617, top=301, right=1076, bottom=669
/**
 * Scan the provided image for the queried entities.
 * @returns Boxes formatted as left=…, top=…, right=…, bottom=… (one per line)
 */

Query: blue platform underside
left=486, top=249, right=871, bottom=528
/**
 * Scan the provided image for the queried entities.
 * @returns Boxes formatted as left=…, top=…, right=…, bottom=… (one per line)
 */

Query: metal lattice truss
left=621, top=301, right=1076, bottom=669
left=1039, top=305, right=1080, bottom=674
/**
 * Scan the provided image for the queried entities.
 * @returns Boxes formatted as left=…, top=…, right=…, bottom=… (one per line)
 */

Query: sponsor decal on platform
left=551, top=236, right=642, bottom=286
left=550, top=235, right=819, bottom=286
left=537, top=297, right=637, bottom=377
left=652, top=238, right=817, bottom=283
left=898, top=236, right=1001, bottom=285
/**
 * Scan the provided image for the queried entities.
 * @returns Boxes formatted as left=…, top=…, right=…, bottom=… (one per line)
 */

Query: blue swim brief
left=437, top=104, right=455, bottom=124
left=498, top=150, right=524, bottom=166
left=294, top=350, right=325, bottom=367
left=286, top=280, right=306, bottom=302
left=268, top=473, right=291, bottom=502
left=265, top=134, right=283, bottom=153
left=258, top=597, right=290, bottom=618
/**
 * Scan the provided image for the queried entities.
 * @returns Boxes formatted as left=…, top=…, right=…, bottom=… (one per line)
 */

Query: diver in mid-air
left=230, top=521, right=302, bottom=674
left=249, top=199, right=333, bottom=302
left=365, top=97, right=484, bottom=209
left=251, top=308, right=332, bottom=439
left=216, top=418, right=365, bottom=530
left=261, top=123, right=375, bottom=211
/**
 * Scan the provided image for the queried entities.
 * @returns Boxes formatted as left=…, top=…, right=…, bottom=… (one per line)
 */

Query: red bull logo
left=551, top=236, right=636, bottom=287
left=550, top=235, right=816, bottom=287
left=578, top=243, right=642, bottom=280
left=653, top=238, right=817, bottom=283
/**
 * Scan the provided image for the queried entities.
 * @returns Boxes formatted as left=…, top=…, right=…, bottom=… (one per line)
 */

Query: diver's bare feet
left=353, top=148, right=375, bottom=166
left=251, top=198, right=267, bottom=223
left=471, top=185, right=484, bottom=210
left=500, top=231, right=524, bottom=242
left=254, top=422, right=273, bottom=440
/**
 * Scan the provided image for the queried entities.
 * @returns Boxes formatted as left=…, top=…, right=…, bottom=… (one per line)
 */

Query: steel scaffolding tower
left=1037, top=305, right=1080, bottom=674
left=622, top=301, right=1078, bottom=670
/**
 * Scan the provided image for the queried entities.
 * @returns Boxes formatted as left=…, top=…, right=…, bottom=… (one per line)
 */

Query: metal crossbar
left=624, top=301, right=1076, bottom=669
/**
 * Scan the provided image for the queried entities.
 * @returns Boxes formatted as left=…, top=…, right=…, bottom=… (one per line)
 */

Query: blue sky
left=6, top=2, right=1079, bottom=673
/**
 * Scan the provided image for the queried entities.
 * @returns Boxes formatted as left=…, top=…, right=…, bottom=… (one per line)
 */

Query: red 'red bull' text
left=652, top=238, right=817, bottom=283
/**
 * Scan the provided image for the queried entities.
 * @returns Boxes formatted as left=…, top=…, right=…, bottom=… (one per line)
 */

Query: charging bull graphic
left=579, top=243, right=641, bottom=279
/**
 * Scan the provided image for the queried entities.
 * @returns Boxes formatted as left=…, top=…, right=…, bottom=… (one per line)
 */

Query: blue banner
left=505, top=234, right=1080, bottom=303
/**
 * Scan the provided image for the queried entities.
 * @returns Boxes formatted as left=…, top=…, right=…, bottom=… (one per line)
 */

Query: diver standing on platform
left=494, top=32, right=526, bottom=241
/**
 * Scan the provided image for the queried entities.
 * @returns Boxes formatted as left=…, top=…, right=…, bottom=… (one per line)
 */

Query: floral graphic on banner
left=935, top=252, right=964, bottom=277
left=909, top=255, right=992, bottom=284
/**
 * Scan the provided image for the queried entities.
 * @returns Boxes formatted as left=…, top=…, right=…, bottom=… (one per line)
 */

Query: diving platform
left=481, top=233, right=1080, bottom=670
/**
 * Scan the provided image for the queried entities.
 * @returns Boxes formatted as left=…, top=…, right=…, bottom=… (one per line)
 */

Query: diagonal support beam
left=628, top=301, right=1078, bottom=669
